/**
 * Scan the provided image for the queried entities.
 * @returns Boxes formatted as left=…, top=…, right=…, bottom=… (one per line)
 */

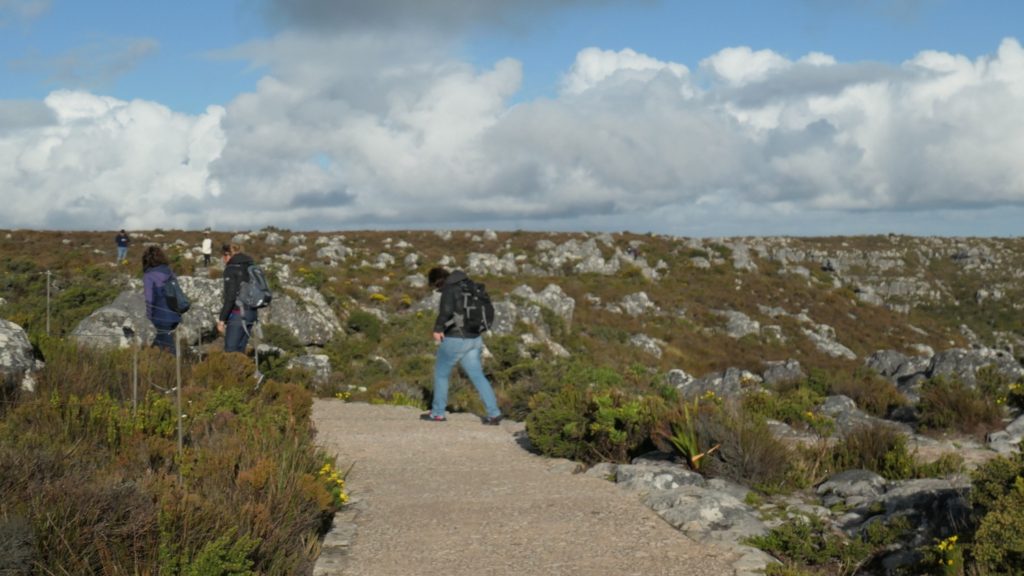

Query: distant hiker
left=423, top=266, right=502, bottom=425
left=201, top=232, right=213, bottom=267
left=115, top=229, right=130, bottom=263
left=142, top=245, right=181, bottom=354
left=217, top=243, right=258, bottom=353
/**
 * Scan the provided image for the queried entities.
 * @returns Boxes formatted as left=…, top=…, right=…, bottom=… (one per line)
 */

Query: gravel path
left=311, top=401, right=738, bottom=576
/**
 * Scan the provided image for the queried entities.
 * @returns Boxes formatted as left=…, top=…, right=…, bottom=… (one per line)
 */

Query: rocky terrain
left=3, top=228, right=1024, bottom=573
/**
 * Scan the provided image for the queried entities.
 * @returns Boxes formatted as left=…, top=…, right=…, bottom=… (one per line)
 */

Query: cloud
left=261, top=0, right=618, bottom=34
left=0, top=100, right=55, bottom=132
left=1, top=91, right=225, bottom=230
left=1, top=28, right=1023, bottom=236
left=0, top=0, right=50, bottom=26
left=10, top=37, right=158, bottom=90
left=561, top=47, right=689, bottom=95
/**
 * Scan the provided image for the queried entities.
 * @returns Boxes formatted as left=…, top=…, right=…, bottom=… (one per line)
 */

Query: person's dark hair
left=428, top=267, right=449, bottom=289
left=142, top=245, right=169, bottom=272
left=222, top=242, right=241, bottom=256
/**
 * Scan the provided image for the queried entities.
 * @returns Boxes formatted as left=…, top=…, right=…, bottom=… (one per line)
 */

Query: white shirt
left=201, top=238, right=212, bottom=255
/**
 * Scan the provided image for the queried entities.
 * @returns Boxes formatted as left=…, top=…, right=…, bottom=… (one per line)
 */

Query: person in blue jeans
left=115, top=229, right=130, bottom=263
left=424, top=267, right=503, bottom=425
left=216, top=243, right=258, bottom=353
left=141, top=245, right=181, bottom=354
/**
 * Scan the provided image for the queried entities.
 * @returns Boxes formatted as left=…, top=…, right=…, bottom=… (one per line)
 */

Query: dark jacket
left=143, top=264, right=181, bottom=326
left=219, top=253, right=256, bottom=322
left=433, top=270, right=481, bottom=338
left=116, top=232, right=130, bottom=247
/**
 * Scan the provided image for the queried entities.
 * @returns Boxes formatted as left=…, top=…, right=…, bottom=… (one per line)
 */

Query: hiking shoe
left=420, top=413, right=447, bottom=422
left=482, top=415, right=504, bottom=426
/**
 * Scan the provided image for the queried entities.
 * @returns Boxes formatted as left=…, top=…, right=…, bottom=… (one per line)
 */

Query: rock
left=927, top=347, right=1024, bottom=388
left=715, top=310, right=760, bottom=339
left=801, top=324, right=856, bottom=360
left=615, top=462, right=706, bottom=492
left=287, top=354, right=332, bottom=388
left=817, top=469, right=887, bottom=509
left=629, top=334, right=663, bottom=359
left=643, top=484, right=767, bottom=544
left=0, top=319, right=38, bottom=392
left=762, top=359, right=805, bottom=386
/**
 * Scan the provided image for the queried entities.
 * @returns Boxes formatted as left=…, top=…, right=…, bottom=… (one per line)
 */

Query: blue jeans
left=224, top=309, right=257, bottom=353
left=117, top=246, right=127, bottom=262
left=433, top=336, right=500, bottom=418
left=152, top=322, right=177, bottom=354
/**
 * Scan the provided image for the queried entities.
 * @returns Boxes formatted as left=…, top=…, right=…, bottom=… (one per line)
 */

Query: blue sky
left=1, top=0, right=1023, bottom=235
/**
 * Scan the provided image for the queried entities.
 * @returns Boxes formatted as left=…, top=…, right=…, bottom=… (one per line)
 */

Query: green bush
left=748, top=513, right=871, bottom=575
left=526, top=386, right=665, bottom=464
left=346, top=310, right=382, bottom=342
left=970, top=455, right=1024, bottom=573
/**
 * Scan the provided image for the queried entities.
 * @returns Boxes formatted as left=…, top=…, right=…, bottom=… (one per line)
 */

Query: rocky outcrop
left=71, top=276, right=342, bottom=349
left=0, top=319, right=38, bottom=391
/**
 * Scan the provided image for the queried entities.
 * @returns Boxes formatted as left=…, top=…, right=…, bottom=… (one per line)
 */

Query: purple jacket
left=143, top=264, right=181, bottom=326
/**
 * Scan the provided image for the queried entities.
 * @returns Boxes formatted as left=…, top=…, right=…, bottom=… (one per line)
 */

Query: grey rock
left=644, top=484, right=767, bottom=544
left=629, top=333, right=663, bottom=358
left=616, top=462, right=706, bottom=492
left=0, top=319, right=37, bottom=391
left=927, top=347, right=1024, bottom=388
left=762, top=359, right=805, bottom=387
left=287, top=354, right=332, bottom=388
left=817, top=469, right=887, bottom=509
left=715, top=309, right=760, bottom=339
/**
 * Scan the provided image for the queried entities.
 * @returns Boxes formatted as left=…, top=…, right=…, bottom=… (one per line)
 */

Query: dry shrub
left=832, top=423, right=914, bottom=480
left=191, top=350, right=259, bottom=391
left=698, top=401, right=791, bottom=492
left=830, top=370, right=906, bottom=418
left=917, top=376, right=1003, bottom=437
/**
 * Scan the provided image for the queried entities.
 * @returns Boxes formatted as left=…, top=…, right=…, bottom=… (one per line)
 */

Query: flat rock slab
left=312, top=401, right=737, bottom=576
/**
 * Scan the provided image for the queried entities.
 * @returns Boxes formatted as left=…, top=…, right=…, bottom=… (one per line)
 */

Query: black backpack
left=451, top=279, right=495, bottom=334
left=161, top=275, right=191, bottom=314
left=238, top=264, right=273, bottom=309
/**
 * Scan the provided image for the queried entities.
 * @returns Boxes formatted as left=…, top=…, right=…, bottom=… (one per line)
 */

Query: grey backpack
left=237, top=265, right=272, bottom=309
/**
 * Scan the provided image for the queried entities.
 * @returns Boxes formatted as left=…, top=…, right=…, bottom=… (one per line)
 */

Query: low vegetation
left=3, top=228, right=1024, bottom=573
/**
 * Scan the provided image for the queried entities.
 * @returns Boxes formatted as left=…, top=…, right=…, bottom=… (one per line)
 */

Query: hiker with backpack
left=423, top=267, right=503, bottom=425
left=217, top=243, right=269, bottom=353
left=142, top=245, right=182, bottom=354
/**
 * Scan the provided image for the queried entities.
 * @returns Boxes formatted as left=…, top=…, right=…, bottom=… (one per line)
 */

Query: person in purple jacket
left=142, top=245, right=182, bottom=353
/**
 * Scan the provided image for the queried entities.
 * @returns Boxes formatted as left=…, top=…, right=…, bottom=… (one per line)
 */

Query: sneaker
left=482, top=415, right=503, bottom=426
left=420, top=413, right=447, bottom=422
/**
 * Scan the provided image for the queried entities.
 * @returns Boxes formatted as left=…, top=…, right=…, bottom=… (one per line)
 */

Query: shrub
left=917, top=376, right=1003, bottom=437
left=972, top=478, right=1024, bottom=573
left=652, top=396, right=719, bottom=470
left=830, top=369, right=906, bottom=418
left=747, top=513, right=871, bottom=575
left=346, top=310, right=382, bottom=342
left=698, top=402, right=791, bottom=492
left=965, top=453, right=1024, bottom=573
left=0, top=342, right=339, bottom=575
left=525, top=386, right=665, bottom=464
left=832, top=423, right=914, bottom=480
left=260, top=323, right=305, bottom=356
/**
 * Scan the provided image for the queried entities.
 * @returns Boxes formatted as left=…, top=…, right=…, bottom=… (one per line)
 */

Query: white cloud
left=2, top=31, right=1024, bottom=236
left=701, top=46, right=791, bottom=86
left=1, top=91, right=224, bottom=229
left=561, top=47, right=690, bottom=95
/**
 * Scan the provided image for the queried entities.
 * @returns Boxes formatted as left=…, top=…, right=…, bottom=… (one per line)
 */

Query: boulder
left=0, top=319, right=38, bottom=391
